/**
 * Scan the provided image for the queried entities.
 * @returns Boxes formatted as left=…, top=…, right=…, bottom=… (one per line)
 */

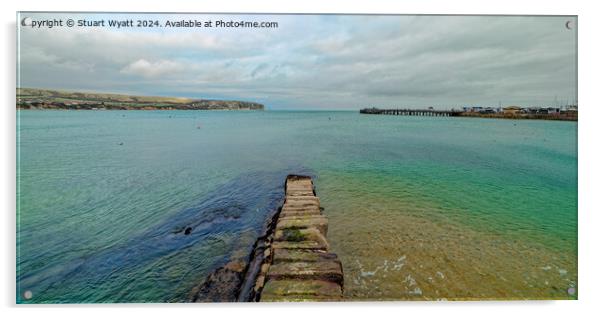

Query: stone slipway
left=254, top=175, right=344, bottom=302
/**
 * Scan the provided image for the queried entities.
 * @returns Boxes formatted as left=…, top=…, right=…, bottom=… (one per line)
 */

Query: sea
left=16, top=110, right=577, bottom=302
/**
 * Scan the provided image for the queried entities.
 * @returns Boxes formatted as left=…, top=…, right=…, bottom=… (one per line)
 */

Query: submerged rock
left=189, top=260, right=247, bottom=302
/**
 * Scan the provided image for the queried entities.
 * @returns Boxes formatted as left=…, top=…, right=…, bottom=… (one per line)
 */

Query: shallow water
left=16, top=110, right=577, bottom=302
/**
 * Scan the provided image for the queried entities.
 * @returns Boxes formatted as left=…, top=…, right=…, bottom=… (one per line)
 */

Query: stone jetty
left=189, top=174, right=343, bottom=302
left=254, top=175, right=344, bottom=302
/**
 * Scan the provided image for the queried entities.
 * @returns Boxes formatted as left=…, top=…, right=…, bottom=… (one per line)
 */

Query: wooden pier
left=254, top=175, right=344, bottom=302
left=360, top=107, right=461, bottom=117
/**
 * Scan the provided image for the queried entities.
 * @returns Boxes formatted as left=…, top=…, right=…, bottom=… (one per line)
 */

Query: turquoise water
left=16, top=110, right=577, bottom=302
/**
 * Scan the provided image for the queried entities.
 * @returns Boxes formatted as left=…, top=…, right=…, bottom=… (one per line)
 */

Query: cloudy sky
left=18, top=13, right=576, bottom=110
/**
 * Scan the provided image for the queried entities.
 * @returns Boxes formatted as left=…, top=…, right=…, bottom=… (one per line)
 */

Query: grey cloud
left=18, top=14, right=576, bottom=109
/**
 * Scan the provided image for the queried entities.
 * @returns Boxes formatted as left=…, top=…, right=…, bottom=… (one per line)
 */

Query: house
left=525, top=107, right=539, bottom=114
left=503, top=106, right=522, bottom=114
left=461, top=106, right=483, bottom=113
left=479, top=107, right=496, bottom=114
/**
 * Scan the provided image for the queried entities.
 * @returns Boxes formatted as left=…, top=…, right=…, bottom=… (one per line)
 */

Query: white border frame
left=3, top=1, right=600, bottom=315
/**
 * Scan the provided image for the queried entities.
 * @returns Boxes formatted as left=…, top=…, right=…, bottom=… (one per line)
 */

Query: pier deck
left=257, top=175, right=344, bottom=302
left=360, top=108, right=461, bottom=117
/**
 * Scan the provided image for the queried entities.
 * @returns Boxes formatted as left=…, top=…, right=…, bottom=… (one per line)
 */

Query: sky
left=17, top=13, right=577, bottom=110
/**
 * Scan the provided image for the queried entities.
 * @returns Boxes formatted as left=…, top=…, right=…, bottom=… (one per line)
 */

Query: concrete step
left=280, top=209, right=322, bottom=218
left=267, top=261, right=344, bottom=285
left=282, top=204, right=320, bottom=212
left=271, top=240, right=329, bottom=251
left=260, top=294, right=343, bottom=302
left=272, top=249, right=339, bottom=264
left=261, top=279, right=342, bottom=299
left=274, top=227, right=328, bottom=245
left=276, top=215, right=328, bottom=236
left=285, top=197, right=320, bottom=207
left=286, top=184, right=313, bottom=191
left=286, top=190, right=315, bottom=197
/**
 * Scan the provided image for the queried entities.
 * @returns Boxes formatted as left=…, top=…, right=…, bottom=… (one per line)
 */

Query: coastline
left=16, top=88, right=265, bottom=111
